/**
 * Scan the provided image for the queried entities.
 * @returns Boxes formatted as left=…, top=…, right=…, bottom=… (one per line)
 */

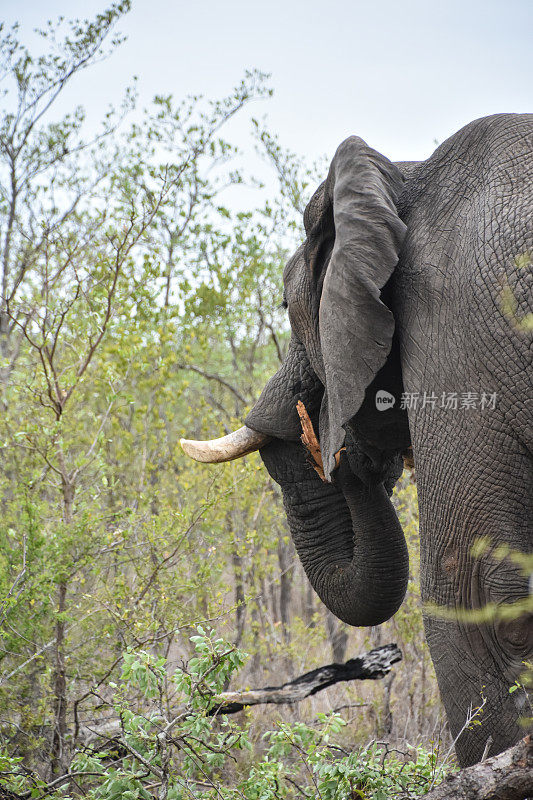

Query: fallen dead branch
left=209, top=643, right=402, bottom=715
left=424, top=734, right=533, bottom=800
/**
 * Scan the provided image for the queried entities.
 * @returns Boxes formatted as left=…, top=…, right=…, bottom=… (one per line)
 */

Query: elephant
left=181, top=113, right=533, bottom=767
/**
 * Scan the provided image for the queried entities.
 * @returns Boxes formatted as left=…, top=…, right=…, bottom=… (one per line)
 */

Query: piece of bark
left=296, top=401, right=346, bottom=480
left=209, top=643, right=402, bottom=715
left=424, top=735, right=533, bottom=800
left=296, top=400, right=326, bottom=481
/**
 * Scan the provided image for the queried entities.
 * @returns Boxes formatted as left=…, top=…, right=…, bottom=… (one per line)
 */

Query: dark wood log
left=424, top=735, right=533, bottom=800
left=209, top=643, right=402, bottom=715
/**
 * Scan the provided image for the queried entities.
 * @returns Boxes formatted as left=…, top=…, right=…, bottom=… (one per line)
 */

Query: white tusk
left=180, top=426, right=271, bottom=463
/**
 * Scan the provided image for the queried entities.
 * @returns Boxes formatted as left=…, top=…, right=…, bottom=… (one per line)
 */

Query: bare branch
left=177, top=363, right=248, bottom=406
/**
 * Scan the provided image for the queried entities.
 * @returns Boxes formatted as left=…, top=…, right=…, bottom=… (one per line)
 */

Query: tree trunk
left=231, top=547, right=246, bottom=647
left=50, top=470, right=73, bottom=776
left=50, top=581, right=67, bottom=776
left=303, top=580, right=315, bottom=627
left=277, top=536, right=294, bottom=643
left=381, top=672, right=395, bottom=737
left=326, top=610, right=348, bottom=663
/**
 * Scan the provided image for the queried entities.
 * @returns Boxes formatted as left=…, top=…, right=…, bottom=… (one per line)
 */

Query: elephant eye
left=280, top=296, right=288, bottom=310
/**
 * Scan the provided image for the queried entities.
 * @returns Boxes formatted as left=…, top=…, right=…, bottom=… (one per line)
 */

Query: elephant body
left=395, top=114, right=533, bottom=765
left=182, top=114, right=533, bottom=766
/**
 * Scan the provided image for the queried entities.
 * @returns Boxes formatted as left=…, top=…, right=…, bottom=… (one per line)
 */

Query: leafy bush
left=0, top=628, right=451, bottom=799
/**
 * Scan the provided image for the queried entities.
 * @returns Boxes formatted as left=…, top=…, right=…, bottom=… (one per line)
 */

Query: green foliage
left=0, top=629, right=450, bottom=799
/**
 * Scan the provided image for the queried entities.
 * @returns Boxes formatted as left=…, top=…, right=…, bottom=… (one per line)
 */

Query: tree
left=0, top=6, right=274, bottom=776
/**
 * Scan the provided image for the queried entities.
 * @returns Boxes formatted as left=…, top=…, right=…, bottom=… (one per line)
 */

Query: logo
left=375, top=390, right=396, bottom=411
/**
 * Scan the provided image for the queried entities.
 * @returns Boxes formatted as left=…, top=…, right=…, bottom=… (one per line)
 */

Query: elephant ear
left=316, top=136, right=407, bottom=480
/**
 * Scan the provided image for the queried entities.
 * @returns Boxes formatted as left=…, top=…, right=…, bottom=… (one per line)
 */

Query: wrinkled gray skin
left=243, top=114, right=533, bottom=767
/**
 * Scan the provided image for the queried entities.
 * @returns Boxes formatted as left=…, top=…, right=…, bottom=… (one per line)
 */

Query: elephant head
left=182, top=136, right=412, bottom=627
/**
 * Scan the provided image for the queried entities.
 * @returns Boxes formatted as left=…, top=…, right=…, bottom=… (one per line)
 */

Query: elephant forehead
left=282, top=245, right=324, bottom=381
left=284, top=249, right=314, bottom=321
left=282, top=244, right=306, bottom=286
left=303, top=180, right=327, bottom=235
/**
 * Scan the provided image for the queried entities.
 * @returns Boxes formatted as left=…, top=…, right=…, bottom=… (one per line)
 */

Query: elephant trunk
left=262, top=443, right=408, bottom=626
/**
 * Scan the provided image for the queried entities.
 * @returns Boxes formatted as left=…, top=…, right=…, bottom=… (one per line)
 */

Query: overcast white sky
left=3, top=0, right=532, bottom=170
